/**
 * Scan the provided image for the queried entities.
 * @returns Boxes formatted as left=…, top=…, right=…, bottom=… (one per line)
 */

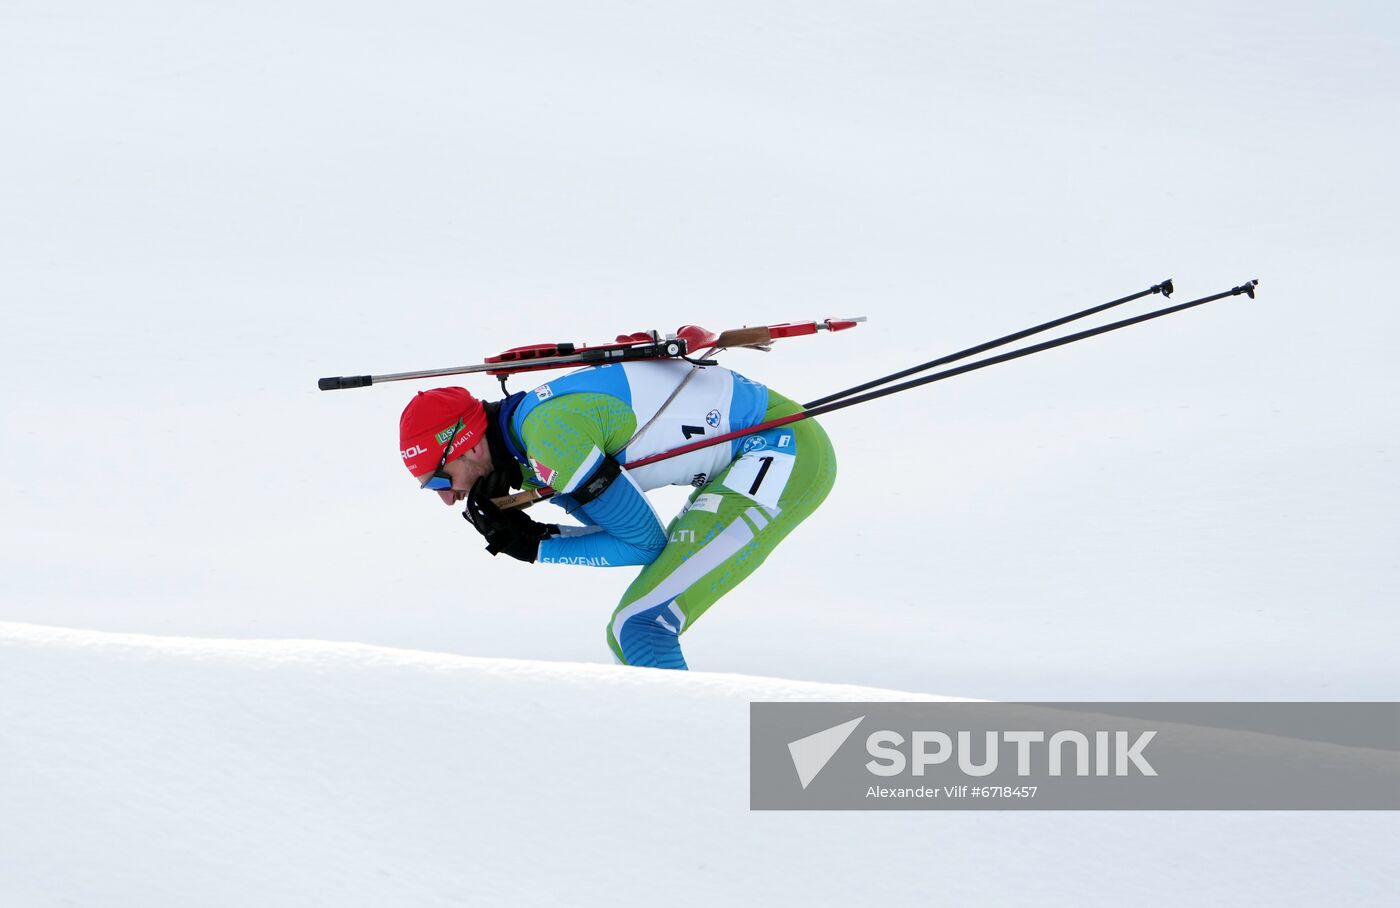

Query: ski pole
left=496, top=279, right=1257, bottom=509
left=794, top=279, right=1256, bottom=418
left=802, top=279, right=1173, bottom=409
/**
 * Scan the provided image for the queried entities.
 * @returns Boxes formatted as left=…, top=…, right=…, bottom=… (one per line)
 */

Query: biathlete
left=398, top=359, right=836, bottom=669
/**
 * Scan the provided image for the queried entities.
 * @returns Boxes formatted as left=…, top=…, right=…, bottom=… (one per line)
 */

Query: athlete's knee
left=609, top=601, right=688, bottom=671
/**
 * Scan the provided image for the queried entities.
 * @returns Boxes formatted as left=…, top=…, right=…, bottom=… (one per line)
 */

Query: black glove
left=474, top=464, right=521, bottom=501
left=464, top=478, right=559, bottom=563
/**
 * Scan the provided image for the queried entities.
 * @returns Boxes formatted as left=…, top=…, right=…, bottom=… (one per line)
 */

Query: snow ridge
left=2, top=622, right=1394, bottom=907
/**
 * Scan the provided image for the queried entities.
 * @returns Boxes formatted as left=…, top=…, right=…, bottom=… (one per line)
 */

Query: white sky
left=2, top=1, right=1397, bottom=695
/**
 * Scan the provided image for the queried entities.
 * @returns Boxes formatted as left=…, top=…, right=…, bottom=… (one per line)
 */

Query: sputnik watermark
left=866, top=729, right=1156, bottom=778
left=787, top=716, right=863, bottom=789
left=751, top=702, right=1400, bottom=810
left=866, top=784, right=1040, bottom=801
left=789, top=718, right=1156, bottom=794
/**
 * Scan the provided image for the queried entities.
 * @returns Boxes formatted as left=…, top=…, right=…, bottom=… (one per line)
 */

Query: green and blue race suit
left=496, top=360, right=836, bottom=669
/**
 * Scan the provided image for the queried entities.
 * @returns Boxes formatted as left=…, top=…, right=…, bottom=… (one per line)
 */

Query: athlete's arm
left=520, top=397, right=666, bottom=567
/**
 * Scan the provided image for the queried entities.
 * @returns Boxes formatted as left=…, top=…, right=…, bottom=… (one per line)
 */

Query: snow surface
left=3, top=621, right=1396, bottom=907
left=3, top=0, right=1399, bottom=902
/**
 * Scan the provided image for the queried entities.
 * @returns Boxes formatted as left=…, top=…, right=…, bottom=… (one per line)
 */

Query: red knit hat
left=399, top=387, right=488, bottom=476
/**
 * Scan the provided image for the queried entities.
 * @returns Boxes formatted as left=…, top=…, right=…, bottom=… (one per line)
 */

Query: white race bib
left=722, top=450, right=795, bottom=509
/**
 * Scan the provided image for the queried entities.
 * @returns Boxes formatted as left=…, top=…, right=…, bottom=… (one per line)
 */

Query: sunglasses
left=419, top=419, right=465, bottom=491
